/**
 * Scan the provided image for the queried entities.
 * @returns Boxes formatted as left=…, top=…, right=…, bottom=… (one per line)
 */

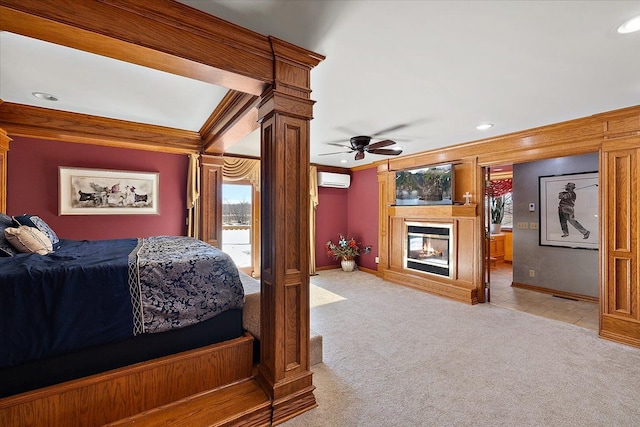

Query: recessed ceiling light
left=340, top=159, right=348, bottom=164
left=32, top=92, right=58, bottom=101
left=493, top=168, right=503, bottom=172
left=476, top=123, right=493, bottom=130
left=617, top=15, right=640, bottom=34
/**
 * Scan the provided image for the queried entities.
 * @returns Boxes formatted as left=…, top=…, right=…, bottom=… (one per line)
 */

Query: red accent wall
left=315, top=167, right=379, bottom=270
left=347, top=168, right=378, bottom=270
left=315, top=186, right=349, bottom=268
left=6, top=137, right=187, bottom=240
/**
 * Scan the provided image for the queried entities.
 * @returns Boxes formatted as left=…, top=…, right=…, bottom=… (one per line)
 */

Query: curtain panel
left=223, top=157, right=260, bottom=189
left=186, top=153, right=200, bottom=238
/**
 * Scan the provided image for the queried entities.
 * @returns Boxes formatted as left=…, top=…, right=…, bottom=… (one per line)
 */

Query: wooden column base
left=271, top=385, right=317, bottom=425
left=256, top=370, right=316, bottom=425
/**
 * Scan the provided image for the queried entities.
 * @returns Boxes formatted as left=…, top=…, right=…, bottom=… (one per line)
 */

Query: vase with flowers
left=325, top=234, right=371, bottom=272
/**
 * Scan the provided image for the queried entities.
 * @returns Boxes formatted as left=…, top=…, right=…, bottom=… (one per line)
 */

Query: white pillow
left=4, top=226, right=53, bottom=255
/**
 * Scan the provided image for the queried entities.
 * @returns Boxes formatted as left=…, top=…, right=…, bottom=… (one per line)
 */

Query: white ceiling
left=1, top=1, right=639, bottom=167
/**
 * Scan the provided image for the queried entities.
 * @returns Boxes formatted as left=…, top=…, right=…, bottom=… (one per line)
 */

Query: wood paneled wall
left=376, top=105, right=640, bottom=347
left=601, top=141, right=640, bottom=347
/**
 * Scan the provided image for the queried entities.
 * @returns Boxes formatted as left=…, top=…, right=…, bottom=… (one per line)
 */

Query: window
left=501, top=192, right=513, bottom=229
left=222, top=183, right=252, bottom=269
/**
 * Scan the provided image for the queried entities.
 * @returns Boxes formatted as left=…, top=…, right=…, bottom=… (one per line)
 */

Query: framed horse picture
left=59, top=167, right=159, bottom=215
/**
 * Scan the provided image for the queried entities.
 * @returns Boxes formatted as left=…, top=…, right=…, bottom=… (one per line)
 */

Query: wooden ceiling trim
left=387, top=105, right=640, bottom=171
left=201, top=91, right=260, bottom=154
left=0, top=103, right=201, bottom=154
left=0, top=0, right=271, bottom=95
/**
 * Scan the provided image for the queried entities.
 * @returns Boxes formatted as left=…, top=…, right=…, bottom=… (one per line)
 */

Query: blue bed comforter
left=0, top=236, right=244, bottom=368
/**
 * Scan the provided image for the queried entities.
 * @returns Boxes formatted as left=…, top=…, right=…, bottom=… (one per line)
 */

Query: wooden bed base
left=0, top=333, right=255, bottom=427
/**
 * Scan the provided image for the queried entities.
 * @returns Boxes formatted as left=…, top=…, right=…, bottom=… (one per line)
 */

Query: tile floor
left=488, top=262, right=599, bottom=331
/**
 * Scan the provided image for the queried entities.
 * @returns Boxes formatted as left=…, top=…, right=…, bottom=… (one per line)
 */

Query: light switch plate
left=517, top=222, right=529, bottom=229
left=530, top=222, right=539, bottom=230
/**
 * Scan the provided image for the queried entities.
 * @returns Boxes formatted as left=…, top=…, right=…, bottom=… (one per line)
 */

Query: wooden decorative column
left=256, top=38, right=324, bottom=425
left=0, top=128, right=10, bottom=213
left=601, top=139, right=640, bottom=347
left=199, top=155, right=224, bottom=248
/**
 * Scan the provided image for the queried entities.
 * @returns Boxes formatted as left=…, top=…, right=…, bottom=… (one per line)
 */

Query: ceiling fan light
left=617, top=15, right=640, bottom=34
left=32, top=92, right=58, bottom=101
left=476, top=123, right=493, bottom=130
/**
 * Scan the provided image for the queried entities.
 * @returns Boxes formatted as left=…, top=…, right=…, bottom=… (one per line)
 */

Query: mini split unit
left=317, top=172, right=350, bottom=188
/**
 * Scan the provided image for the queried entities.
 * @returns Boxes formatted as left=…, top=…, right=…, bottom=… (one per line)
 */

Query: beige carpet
left=239, top=272, right=323, bottom=365
left=283, top=269, right=640, bottom=426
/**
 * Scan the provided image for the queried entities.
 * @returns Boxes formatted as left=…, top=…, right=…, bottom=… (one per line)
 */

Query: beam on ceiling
left=0, top=0, right=271, bottom=95
left=0, top=103, right=202, bottom=154
left=201, top=91, right=260, bottom=154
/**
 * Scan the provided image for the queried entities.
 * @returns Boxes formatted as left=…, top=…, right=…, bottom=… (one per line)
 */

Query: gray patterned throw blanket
left=128, top=236, right=244, bottom=335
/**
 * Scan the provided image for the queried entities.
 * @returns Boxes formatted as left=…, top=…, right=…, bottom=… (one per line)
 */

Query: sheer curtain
left=309, top=165, right=319, bottom=275
left=186, top=153, right=200, bottom=238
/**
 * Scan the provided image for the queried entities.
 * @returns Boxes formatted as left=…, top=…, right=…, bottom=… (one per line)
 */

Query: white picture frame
left=59, top=167, right=159, bottom=215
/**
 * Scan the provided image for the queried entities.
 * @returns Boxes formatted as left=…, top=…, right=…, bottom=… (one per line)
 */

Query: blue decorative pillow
left=1, top=213, right=18, bottom=256
left=12, top=214, right=61, bottom=250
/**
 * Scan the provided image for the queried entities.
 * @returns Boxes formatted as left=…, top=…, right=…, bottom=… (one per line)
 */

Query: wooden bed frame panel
left=0, top=334, right=254, bottom=427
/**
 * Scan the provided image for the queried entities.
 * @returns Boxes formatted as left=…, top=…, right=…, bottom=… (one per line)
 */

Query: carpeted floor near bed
left=239, top=272, right=323, bottom=365
left=283, top=269, right=640, bottom=427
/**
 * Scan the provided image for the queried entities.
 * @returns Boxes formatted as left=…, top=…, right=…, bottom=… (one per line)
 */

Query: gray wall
left=512, top=153, right=599, bottom=298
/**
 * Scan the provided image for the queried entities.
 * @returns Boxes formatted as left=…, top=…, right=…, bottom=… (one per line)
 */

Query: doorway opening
left=222, top=182, right=260, bottom=277
left=484, top=160, right=598, bottom=331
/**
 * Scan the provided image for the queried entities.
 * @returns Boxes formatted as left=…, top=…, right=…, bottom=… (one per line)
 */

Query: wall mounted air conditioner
left=317, top=172, right=350, bottom=188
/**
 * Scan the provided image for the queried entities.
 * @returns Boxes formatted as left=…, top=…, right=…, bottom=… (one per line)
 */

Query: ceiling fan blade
left=318, top=150, right=353, bottom=156
left=326, top=142, right=353, bottom=149
left=367, top=139, right=395, bottom=150
left=354, top=151, right=365, bottom=161
left=370, top=123, right=411, bottom=137
left=368, top=148, right=403, bottom=156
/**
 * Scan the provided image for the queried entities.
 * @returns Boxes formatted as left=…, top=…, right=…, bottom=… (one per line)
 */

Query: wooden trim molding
left=0, top=103, right=202, bottom=154
left=386, top=105, right=640, bottom=171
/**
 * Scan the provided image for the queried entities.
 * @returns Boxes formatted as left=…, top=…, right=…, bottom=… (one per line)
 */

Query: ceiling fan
left=320, top=135, right=403, bottom=161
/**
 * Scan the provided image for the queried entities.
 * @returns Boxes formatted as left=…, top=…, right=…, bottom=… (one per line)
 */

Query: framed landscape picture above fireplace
left=395, top=163, right=454, bottom=205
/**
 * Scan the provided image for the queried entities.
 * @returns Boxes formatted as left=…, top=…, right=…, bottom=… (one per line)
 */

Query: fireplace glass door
left=405, top=222, right=453, bottom=278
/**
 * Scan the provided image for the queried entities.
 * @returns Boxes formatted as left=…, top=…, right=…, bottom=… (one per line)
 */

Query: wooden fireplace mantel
left=388, top=204, right=477, bottom=218
left=381, top=202, right=480, bottom=305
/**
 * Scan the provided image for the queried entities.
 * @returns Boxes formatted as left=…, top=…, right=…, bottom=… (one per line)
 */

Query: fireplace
left=405, top=222, right=453, bottom=278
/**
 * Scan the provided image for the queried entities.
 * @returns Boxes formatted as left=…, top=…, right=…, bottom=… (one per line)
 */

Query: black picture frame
left=538, top=171, right=598, bottom=250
